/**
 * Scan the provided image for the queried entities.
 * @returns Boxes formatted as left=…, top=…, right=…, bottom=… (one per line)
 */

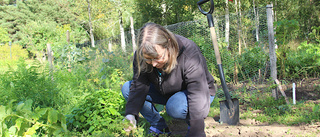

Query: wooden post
left=275, top=79, right=289, bottom=104
left=267, top=4, right=278, bottom=99
left=9, top=41, right=12, bottom=59
left=67, top=30, right=71, bottom=72
left=67, top=30, right=70, bottom=43
left=108, top=41, right=112, bottom=52
left=47, top=43, right=54, bottom=80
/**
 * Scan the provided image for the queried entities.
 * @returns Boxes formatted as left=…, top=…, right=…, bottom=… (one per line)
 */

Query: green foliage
left=0, top=27, right=10, bottom=44
left=134, top=0, right=200, bottom=27
left=274, top=19, right=300, bottom=45
left=54, top=44, right=84, bottom=69
left=308, top=26, right=320, bottom=44
left=0, top=0, right=87, bottom=56
left=275, top=19, right=300, bottom=79
left=0, top=43, right=28, bottom=60
left=193, top=29, right=268, bottom=83
left=236, top=87, right=320, bottom=125
left=66, top=89, right=126, bottom=136
left=19, top=21, right=87, bottom=57
left=0, top=59, right=64, bottom=109
left=311, top=104, right=320, bottom=120
left=0, top=99, right=67, bottom=136
left=237, top=46, right=268, bottom=81
left=284, top=41, right=320, bottom=78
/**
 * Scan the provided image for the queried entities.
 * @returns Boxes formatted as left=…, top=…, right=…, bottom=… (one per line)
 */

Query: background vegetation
left=0, top=0, right=319, bottom=136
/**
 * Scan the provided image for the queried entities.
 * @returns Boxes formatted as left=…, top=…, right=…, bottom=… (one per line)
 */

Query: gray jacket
left=125, top=35, right=216, bottom=136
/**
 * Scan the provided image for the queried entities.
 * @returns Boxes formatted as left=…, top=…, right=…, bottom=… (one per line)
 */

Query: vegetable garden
left=0, top=0, right=320, bottom=136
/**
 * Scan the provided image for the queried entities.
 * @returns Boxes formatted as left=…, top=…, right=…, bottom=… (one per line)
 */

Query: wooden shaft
left=209, top=27, right=222, bottom=65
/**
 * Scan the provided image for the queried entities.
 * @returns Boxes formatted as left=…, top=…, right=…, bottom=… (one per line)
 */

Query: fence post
left=47, top=43, right=54, bottom=80
left=9, top=41, right=12, bottom=59
left=266, top=4, right=278, bottom=99
left=67, top=30, right=72, bottom=72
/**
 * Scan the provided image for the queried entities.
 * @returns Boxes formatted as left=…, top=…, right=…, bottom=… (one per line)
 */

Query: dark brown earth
left=167, top=78, right=320, bottom=137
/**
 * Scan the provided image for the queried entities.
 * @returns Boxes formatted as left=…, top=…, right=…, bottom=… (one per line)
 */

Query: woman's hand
left=124, top=114, right=137, bottom=132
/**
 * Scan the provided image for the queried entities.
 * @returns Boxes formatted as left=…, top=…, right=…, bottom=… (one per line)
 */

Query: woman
left=121, top=22, right=216, bottom=137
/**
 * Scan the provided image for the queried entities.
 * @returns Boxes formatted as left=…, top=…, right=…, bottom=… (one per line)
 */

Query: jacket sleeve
left=125, top=54, right=150, bottom=120
left=184, top=52, right=210, bottom=137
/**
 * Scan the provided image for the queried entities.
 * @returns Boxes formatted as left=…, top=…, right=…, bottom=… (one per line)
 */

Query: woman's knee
left=121, top=81, right=131, bottom=100
left=166, top=92, right=188, bottom=119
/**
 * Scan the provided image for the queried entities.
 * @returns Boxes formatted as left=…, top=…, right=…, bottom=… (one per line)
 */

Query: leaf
left=80, top=116, right=86, bottom=122
left=15, top=118, right=24, bottom=131
left=107, top=108, right=120, bottom=116
left=8, top=126, right=17, bottom=135
left=0, top=106, right=6, bottom=119
left=59, top=114, right=67, bottom=131
left=88, top=126, right=95, bottom=133
left=24, top=123, right=40, bottom=136
left=48, top=109, right=58, bottom=124
left=53, top=128, right=62, bottom=136
left=33, top=107, right=47, bottom=120
left=16, top=102, right=25, bottom=111
left=23, top=99, right=33, bottom=111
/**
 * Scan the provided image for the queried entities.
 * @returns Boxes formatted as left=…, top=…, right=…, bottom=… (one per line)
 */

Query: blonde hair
left=136, top=23, right=179, bottom=75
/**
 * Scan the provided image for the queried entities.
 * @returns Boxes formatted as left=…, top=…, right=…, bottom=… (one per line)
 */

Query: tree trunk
left=236, top=0, right=242, bottom=54
left=253, top=0, right=259, bottom=42
left=87, top=0, right=95, bottom=48
left=130, top=16, right=136, bottom=52
left=119, top=10, right=126, bottom=52
left=225, top=0, right=230, bottom=48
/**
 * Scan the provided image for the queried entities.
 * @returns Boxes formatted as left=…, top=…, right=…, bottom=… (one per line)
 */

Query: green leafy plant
left=0, top=99, right=67, bottom=136
left=0, top=27, right=10, bottom=44
left=311, top=104, right=320, bottom=120
left=238, top=46, right=268, bottom=81
left=0, top=43, right=28, bottom=60
left=0, top=59, right=64, bottom=109
left=285, top=41, right=320, bottom=78
left=308, top=26, right=320, bottom=44
left=66, top=89, right=127, bottom=135
left=275, top=19, right=300, bottom=46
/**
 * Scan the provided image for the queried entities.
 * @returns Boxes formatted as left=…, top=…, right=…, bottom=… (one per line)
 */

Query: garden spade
left=197, top=0, right=239, bottom=125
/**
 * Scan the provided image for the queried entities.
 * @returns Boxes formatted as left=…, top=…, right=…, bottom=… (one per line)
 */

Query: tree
left=134, top=0, right=200, bottom=27
left=87, top=0, right=95, bottom=47
left=253, top=0, right=259, bottom=42
left=225, top=0, right=230, bottom=48
left=0, top=0, right=87, bottom=57
left=0, top=27, right=10, bottom=44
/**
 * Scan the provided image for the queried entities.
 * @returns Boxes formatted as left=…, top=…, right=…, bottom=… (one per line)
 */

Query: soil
left=167, top=78, right=320, bottom=137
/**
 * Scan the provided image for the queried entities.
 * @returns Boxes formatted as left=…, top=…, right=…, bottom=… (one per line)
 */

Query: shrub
left=237, top=46, right=268, bottom=81
left=285, top=41, right=320, bottom=78
left=66, top=89, right=127, bottom=136
left=0, top=43, right=28, bottom=60
left=0, top=59, right=63, bottom=109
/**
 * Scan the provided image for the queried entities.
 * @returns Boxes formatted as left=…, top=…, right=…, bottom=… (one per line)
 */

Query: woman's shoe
left=148, top=126, right=171, bottom=136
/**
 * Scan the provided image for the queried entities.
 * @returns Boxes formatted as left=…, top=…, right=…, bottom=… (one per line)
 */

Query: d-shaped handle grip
left=197, top=0, right=214, bottom=15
